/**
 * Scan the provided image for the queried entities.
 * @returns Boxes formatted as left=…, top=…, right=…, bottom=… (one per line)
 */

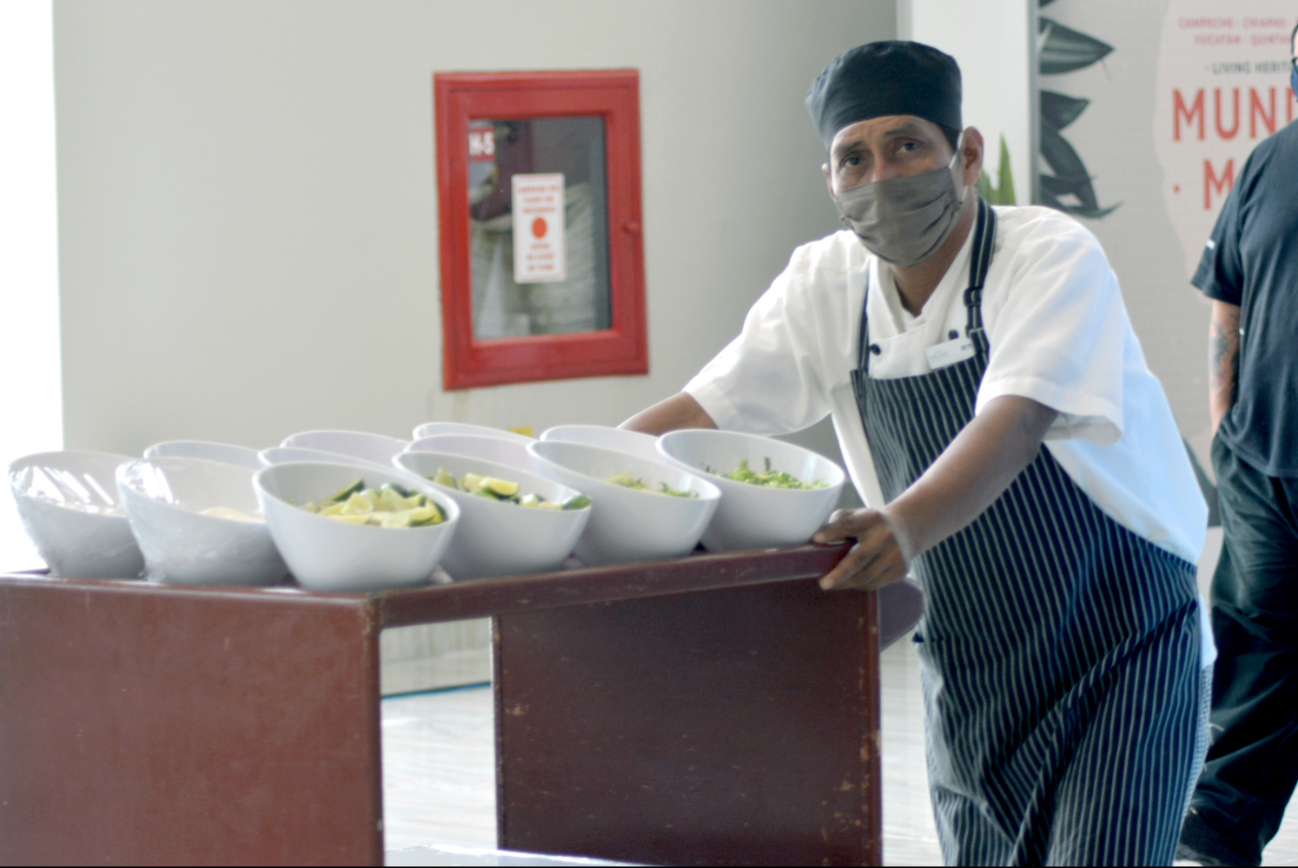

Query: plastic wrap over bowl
left=116, top=457, right=287, bottom=586
left=8, top=450, right=144, bottom=578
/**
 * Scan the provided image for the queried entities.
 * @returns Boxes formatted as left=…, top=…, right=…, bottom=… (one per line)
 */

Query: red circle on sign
left=532, top=217, right=548, bottom=239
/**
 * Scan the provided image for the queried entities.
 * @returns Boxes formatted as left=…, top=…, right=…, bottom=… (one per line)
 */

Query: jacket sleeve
left=977, top=209, right=1130, bottom=445
left=685, top=247, right=835, bottom=436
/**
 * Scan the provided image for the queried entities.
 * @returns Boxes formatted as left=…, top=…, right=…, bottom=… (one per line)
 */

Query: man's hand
left=813, top=508, right=914, bottom=591
left=812, top=395, right=1058, bottom=593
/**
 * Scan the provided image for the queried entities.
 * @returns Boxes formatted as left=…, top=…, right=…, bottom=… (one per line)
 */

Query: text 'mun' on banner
left=1154, top=1, right=1298, bottom=278
left=512, top=173, right=566, bottom=284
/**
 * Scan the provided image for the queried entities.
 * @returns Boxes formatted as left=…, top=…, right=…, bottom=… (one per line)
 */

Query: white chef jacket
left=687, top=205, right=1214, bottom=664
left=686, top=205, right=1208, bottom=566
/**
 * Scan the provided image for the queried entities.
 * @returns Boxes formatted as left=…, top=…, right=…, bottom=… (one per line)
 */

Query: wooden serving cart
left=0, top=545, right=913, bottom=866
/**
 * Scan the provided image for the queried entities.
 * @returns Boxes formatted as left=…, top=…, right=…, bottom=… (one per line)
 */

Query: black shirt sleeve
left=1191, top=161, right=1247, bottom=305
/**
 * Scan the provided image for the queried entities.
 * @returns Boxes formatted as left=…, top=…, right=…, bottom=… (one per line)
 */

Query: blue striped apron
left=852, top=200, right=1204, bottom=865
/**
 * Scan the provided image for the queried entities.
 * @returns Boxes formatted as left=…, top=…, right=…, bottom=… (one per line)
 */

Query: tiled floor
left=382, top=634, right=1298, bottom=866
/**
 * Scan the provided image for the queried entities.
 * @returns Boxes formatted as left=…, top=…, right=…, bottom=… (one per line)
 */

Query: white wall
left=54, top=0, right=896, bottom=454
left=904, top=0, right=1035, bottom=204
left=1, top=0, right=63, bottom=570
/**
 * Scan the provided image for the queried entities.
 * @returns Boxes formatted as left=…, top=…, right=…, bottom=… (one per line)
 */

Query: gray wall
left=54, top=0, right=896, bottom=453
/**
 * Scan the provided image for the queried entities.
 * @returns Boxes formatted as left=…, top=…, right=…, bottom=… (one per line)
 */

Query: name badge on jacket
left=925, top=336, right=975, bottom=371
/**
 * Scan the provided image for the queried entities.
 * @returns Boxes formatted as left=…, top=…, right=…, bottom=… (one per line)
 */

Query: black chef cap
left=806, top=41, right=962, bottom=151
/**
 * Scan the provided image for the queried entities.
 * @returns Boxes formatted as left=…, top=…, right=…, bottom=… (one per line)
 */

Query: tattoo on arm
left=1209, top=305, right=1241, bottom=408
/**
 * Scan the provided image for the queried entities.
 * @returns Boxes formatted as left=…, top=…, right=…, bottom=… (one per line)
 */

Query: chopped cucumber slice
left=561, top=493, right=592, bottom=510
left=329, top=479, right=365, bottom=502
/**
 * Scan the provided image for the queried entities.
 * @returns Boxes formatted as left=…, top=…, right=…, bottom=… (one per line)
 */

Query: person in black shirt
left=1178, top=24, right=1298, bottom=868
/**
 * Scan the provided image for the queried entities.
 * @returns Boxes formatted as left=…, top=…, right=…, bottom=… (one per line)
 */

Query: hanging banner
left=1034, top=0, right=1296, bottom=463
left=1153, top=3, right=1297, bottom=278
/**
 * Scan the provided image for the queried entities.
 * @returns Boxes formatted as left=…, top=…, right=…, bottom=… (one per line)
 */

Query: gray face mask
left=833, top=142, right=967, bottom=267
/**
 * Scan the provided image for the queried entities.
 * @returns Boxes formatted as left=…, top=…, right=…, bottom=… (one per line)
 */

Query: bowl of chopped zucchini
left=656, top=430, right=845, bottom=553
left=526, top=440, right=721, bottom=567
left=254, top=461, right=459, bottom=592
left=116, top=457, right=287, bottom=586
left=395, top=451, right=590, bottom=580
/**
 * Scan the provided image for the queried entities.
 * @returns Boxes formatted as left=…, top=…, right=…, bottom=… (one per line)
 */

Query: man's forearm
left=1209, top=300, right=1241, bottom=437
left=813, top=394, right=1058, bottom=591
left=883, top=395, right=1059, bottom=559
left=620, top=392, right=717, bottom=436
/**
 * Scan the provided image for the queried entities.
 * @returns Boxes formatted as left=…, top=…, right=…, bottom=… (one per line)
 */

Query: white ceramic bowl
left=8, top=450, right=144, bottom=578
left=258, top=446, right=394, bottom=473
left=116, top=457, right=287, bottom=586
left=255, top=461, right=459, bottom=592
left=539, top=425, right=662, bottom=463
left=527, top=440, right=721, bottom=567
left=280, top=430, right=408, bottom=467
left=656, top=429, right=846, bottom=553
left=411, top=422, right=533, bottom=444
left=405, top=434, right=532, bottom=471
left=143, top=440, right=264, bottom=471
left=394, top=451, right=590, bottom=581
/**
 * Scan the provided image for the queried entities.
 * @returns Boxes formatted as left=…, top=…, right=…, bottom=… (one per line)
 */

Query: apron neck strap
left=963, top=197, right=997, bottom=336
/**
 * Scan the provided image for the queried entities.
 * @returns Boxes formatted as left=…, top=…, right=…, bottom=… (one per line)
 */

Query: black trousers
left=1181, top=436, right=1298, bottom=866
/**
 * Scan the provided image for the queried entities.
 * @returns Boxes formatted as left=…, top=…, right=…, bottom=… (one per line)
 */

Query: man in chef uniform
left=623, top=42, right=1212, bottom=865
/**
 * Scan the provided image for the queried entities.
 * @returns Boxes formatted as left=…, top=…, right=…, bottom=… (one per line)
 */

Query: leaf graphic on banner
left=1040, top=126, right=1089, bottom=186
left=1039, top=17, right=1114, bottom=75
left=1040, top=127, right=1120, bottom=218
left=1040, top=90, right=1090, bottom=132
left=1034, top=8, right=1119, bottom=220
left=1039, top=0, right=1059, bottom=7
left=1038, top=187, right=1120, bottom=220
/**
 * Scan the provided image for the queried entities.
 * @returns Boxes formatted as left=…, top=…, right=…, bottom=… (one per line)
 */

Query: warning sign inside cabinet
left=512, top=173, right=566, bottom=283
